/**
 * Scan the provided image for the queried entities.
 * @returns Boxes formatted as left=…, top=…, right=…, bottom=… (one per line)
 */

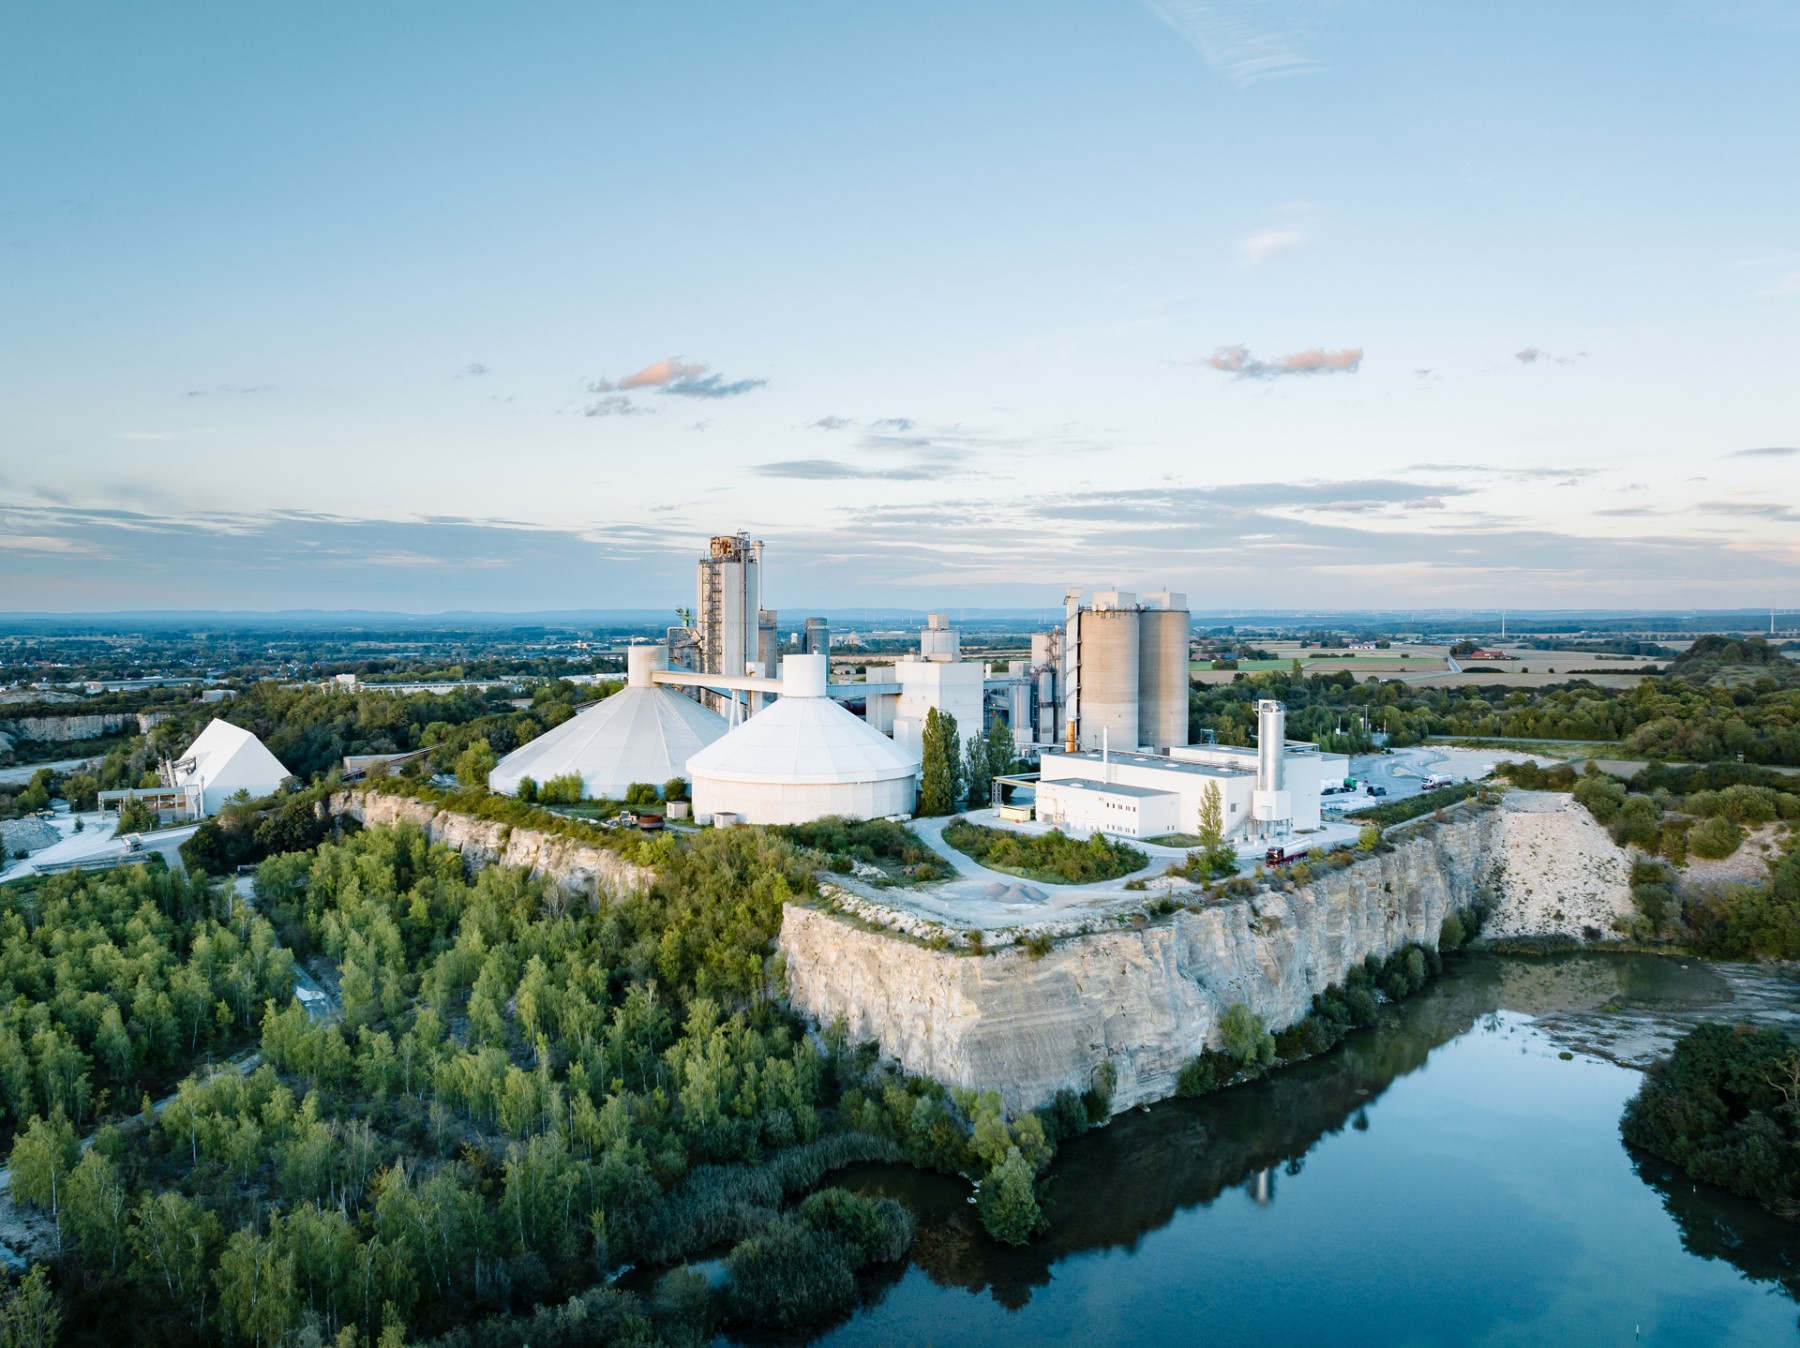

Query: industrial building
left=1034, top=700, right=1323, bottom=842
left=694, top=532, right=765, bottom=712
left=110, top=719, right=293, bottom=818
left=487, top=646, right=728, bottom=800
left=686, top=654, right=918, bottom=825
left=891, top=613, right=987, bottom=759
left=1021, top=589, right=1191, bottom=754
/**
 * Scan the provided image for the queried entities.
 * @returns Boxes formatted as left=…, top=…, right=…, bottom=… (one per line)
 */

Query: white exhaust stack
left=1252, top=699, right=1292, bottom=838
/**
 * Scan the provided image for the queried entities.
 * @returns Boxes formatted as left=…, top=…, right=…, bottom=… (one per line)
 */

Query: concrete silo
left=1137, top=591, right=1190, bottom=750
left=1069, top=591, right=1140, bottom=751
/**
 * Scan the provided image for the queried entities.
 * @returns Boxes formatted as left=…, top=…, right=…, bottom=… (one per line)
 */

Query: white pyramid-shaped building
left=687, top=654, right=918, bottom=825
left=489, top=647, right=728, bottom=800
left=171, top=719, right=292, bottom=814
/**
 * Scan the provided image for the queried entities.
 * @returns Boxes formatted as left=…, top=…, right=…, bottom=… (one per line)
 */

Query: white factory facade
left=485, top=530, right=1327, bottom=843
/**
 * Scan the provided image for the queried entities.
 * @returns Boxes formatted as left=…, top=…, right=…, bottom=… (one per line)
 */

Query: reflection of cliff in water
left=834, top=953, right=1748, bottom=1317
left=1629, top=1150, right=1800, bottom=1312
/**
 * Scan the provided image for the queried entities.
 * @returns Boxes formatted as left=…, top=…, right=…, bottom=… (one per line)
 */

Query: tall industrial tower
left=695, top=532, right=763, bottom=711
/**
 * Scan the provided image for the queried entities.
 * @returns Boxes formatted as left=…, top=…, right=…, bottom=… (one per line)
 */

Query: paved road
left=0, top=758, right=100, bottom=787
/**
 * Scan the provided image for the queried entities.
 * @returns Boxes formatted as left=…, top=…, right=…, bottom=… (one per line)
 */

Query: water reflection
left=785, top=954, right=1800, bottom=1346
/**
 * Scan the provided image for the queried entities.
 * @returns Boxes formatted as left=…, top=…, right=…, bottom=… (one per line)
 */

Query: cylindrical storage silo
left=1256, top=700, right=1286, bottom=792
left=1075, top=607, right=1140, bottom=751
left=1137, top=607, right=1190, bottom=749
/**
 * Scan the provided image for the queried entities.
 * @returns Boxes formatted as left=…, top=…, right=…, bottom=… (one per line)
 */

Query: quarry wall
left=332, top=790, right=654, bottom=901
left=780, top=793, right=1638, bottom=1113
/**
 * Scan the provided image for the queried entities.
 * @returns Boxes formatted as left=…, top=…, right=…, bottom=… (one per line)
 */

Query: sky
left=2, top=0, right=1797, bottom=615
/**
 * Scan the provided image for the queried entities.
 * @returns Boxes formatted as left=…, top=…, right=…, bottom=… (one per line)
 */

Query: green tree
left=131, top=1192, right=222, bottom=1332
left=986, top=715, right=1017, bottom=777
left=919, top=708, right=961, bottom=816
left=60, top=773, right=99, bottom=812
left=977, top=1145, right=1041, bottom=1245
left=65, top=1150, right=127, bottom=1275
left=1219, top=1003, right=1274, bottom=1066
left=0, top=1266, right=59, bottom=1348
left=454, top=738, right=497, bottom=790
left=964, top=730, right=993, bottom=811
left=215, top=1227, right=299, bottom=1348
left=8, top=1113, right=79, bottom=1242
left=115, top=796, right=153, bottom=833
left=1193, top=782, right=1237, bottom=878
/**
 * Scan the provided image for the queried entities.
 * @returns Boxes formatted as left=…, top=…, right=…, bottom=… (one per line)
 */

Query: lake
left=762, top=954, right=1800, bottom=1347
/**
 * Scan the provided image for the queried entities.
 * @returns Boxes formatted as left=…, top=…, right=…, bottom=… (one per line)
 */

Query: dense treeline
left=12, top=825, right=1066, bottom=1345
left=1621, top=1023, right=1800, bottom=1218
left=1188, top=639, right=1800, bottom=764
left=0, top=863, right=292, bottom=1144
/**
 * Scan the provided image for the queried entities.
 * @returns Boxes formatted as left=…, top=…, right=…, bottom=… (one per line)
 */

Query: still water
left=783, top=955, right=1800, bottom=1347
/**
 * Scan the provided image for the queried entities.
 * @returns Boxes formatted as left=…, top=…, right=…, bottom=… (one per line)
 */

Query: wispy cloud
left=1729, top=446, right=1798, bottom=458
left=1238, top=227, right=1308, bottom=266
left=751, top=459, right=943, bottom=482
left=185, top=384, right=271, bottom=397
left=464, top=362, right=488, bottom=377
left=588, top=356, right=767, bottom=399
left=1205, top=344, right=1362, bottom=379
left=871, top=417, right=917, bottom=432
left=582, top=395, right=646, bottom=418
left=1514, top=346, right=1586, bottom=366
left=1140, top=0, right=1329, bottom=87
left=810, top=415, right=853, bottom=431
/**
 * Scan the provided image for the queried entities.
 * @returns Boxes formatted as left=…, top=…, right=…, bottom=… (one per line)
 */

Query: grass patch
left=941, top=817, right=1146, bottom=885
left=774, top=816, right=953, bottom=886
left=1144, top=832, right=1208, bottom=848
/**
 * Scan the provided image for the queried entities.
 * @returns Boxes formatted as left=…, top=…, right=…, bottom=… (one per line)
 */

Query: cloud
left=1514, top=346, right=1586, bottom=366
left=1140, top=0, right=1328, bottom=87
left=582, top=396, right=646, bottom=418
left=1205, top=344, right=1362, bottom=379
left=1729, top=446, right=1798, bottom=458
left=465, top=362, right=488, bottom=377
left=871, top=417, right=917, bottom=432
left=749, top=459, right=942, bottom=482
left=587, top=356, right=766, bottom=399
left=810, top=416, right=853, bottom=431
left=661, top=372, right=768, bottom=399
left=1238, top=227, right=1308, bottom=266
left=185, top=384, right=271, bottom=397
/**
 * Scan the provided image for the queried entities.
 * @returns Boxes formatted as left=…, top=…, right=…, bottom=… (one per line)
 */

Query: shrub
left=797, top=1188, right=914, bottom=1267
left=538, top=772, right=585, bottom=805
left=721, top=1216, right=857, bottom=1329
left=977, top=1146, right=1042, bottom=1246
left=515, top=776, right=539, bottom=803
left=942, top=820, right=1147, bottom=885
left=1083, top=1061, right=1117, bottom=1123
left=1689, top=815, right=1744, bottom=860
left=625, top=782, right=660, bottom=807
left=1219, top=1003, right=1275, bottom=1065
left=663, top=777, right=689, bottom=801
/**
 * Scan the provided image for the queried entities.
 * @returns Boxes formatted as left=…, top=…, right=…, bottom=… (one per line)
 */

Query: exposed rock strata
left=1, top=712, right=164, bottom=743
left=781, top=797, right=1640, bottom=1113
left=781, top=816, right=1498, bottom=1113
left=331, top=790, right=653, bottom=901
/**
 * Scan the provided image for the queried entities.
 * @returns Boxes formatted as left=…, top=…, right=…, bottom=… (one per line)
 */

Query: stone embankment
left=331, top=790, right=653, bottom=901
left=782, top=792, right=1642, bottom=1114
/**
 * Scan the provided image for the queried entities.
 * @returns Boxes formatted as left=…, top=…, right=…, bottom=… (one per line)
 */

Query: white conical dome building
left=489, top=647, right=727, bottom=800
left=687, top=654, right=919, bottom=825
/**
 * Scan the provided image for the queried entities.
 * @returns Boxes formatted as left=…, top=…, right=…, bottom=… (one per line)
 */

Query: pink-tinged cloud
left=617, top=356, right=707, bottom=390
left=1206, top=344, right=1363, bottom=379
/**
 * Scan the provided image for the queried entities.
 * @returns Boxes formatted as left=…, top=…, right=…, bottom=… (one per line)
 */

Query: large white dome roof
left=489, top=685, right=727, bottom=798
left=686, top=693, right=920, bottom=785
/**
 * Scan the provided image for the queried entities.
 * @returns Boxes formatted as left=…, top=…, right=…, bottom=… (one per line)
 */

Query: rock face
left=1482, top=790, right=1634, bottom=938
left=331, top=790, right=653, bottom=901
left=1, top=712, right=162, bottom=743
left=781, top=815, right=1498, bottom=1114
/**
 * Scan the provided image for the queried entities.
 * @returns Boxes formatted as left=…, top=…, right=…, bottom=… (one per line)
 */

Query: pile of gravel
left=0, top=817, right=60, bottom=857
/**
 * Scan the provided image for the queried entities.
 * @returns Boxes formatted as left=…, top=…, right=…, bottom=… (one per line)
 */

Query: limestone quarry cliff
left=332, top=790, right=653, bottom=900
left=780, top=794, right=1639, bottom=1113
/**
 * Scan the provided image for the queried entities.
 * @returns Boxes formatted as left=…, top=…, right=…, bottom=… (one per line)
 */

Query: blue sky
left=2, top=1, right=1796, bottom=613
